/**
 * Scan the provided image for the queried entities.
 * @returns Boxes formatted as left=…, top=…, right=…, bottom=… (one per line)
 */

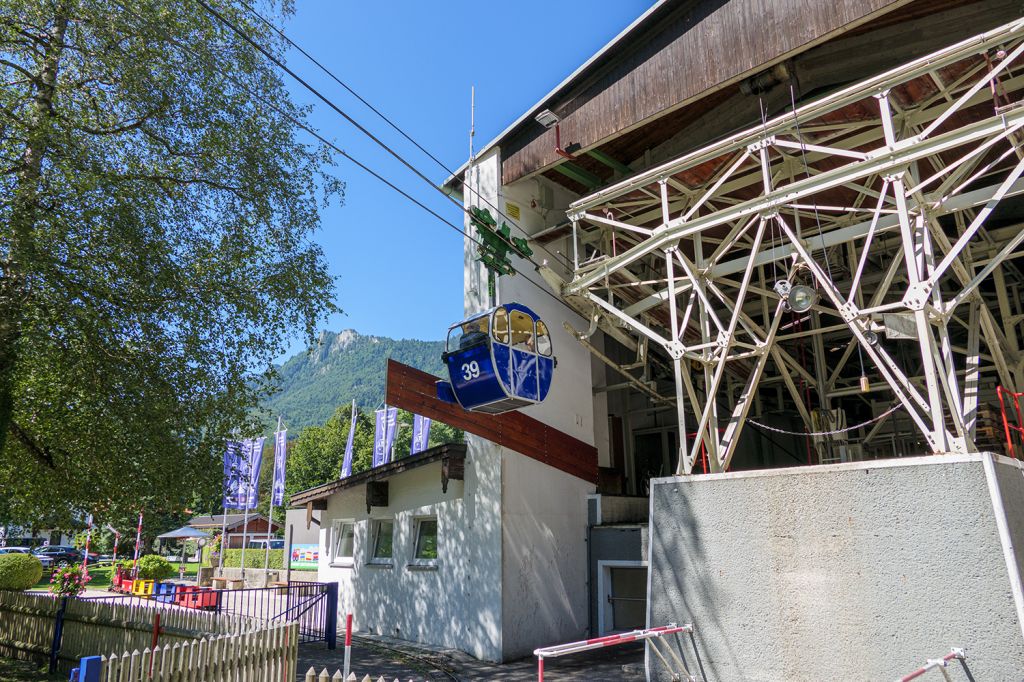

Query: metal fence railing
left=82, top=581, right=337, bottom=646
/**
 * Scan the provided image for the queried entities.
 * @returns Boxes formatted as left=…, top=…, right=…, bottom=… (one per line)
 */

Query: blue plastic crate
left=152, top=582, right=177, bottom=603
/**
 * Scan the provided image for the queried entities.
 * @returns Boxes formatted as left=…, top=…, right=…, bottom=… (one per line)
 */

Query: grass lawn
left=29, top=561, right=201, bottom=592
left=0, top=657, right=63, bottom=681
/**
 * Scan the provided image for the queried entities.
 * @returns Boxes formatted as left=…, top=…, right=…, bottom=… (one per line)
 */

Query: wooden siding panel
left=501, top=0, right=907, bottom=184
left=385, top=360, right=599, bottom=483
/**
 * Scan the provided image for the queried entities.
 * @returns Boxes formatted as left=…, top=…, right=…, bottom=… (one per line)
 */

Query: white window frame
left=329, top=519, right=355, bottom=567
left=367, top=519, right=394, bottom=567
left=409, top=515, right=439, bottom=569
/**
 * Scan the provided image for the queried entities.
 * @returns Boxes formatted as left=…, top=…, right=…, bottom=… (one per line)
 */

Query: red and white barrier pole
left=82, top=515, right=93, bottom=572
left=898, top=649, right=966, bottom=682
left=131, top=510, right=144, bottom=577
left=534, top=624, right=693, bottom=682
left=342, top=613, right=353, bottom=679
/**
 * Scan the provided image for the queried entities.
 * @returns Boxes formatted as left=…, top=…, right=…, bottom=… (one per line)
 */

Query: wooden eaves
left=288, top=443, right=467, bottom=513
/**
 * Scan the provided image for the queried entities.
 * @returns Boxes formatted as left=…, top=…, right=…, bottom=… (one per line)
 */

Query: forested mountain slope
left=264, top=330, right=444, bottom=428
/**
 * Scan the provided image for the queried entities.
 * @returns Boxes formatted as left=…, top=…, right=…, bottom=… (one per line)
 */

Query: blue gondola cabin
left=436, top=303, right=555, bottom=414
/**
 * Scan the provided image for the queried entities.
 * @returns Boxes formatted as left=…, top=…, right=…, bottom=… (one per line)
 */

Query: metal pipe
left=566, top=322, right=672, bottom=405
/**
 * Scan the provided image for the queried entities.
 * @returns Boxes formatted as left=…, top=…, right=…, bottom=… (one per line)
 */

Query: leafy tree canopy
left=0, top=0, right=341, bottom=527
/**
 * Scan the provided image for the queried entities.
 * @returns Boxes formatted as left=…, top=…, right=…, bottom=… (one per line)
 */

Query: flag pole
left=264, top=416, right=282, bottom=574
left=219, top=507, right=229, bottom=577
left=239, top=439, right=253, bottom=586
left=220, top=438, right=234, bottom=578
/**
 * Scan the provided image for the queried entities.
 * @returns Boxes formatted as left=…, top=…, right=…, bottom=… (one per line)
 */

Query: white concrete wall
left=463, top=149, right=502, bottom=317
left=648, top=453, right=1024, bottom=681
left=317, top=441, right=504, bottom=661
left=496, top=177, right=594, bottom=447
left=283, top=508, right=319, bottom=546
left=500, top=450, right=592, bottom=660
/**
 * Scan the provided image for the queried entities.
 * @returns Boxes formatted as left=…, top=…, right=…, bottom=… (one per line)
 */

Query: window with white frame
left=330, top=520, right=354, bottom=565
left=412, top=516, right=438, bottom=563
left=369, top=519, right=394, bottom=563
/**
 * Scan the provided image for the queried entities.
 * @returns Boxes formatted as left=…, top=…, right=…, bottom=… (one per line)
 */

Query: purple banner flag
left=223, top=440, right=244, bottom=508
left=341, top=401, right=357, bottom=478
left=373, top=407, right=399, bottom=467
left=241, top=437, right=265, bottom=509
left=410, top=414, right=432, bottom=455
left=271, top=430, right=287, bottom=506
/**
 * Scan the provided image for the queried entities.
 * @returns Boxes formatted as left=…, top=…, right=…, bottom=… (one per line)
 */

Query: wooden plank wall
left=500, top=0, right=908, bottom=184
left=385, top=360, right=598, bottom=483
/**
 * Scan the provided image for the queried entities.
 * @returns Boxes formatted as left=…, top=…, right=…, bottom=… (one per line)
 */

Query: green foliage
left=0, top=0, right=341, bottom=527
left=263, top=331, right=445, bottom=429
left=73, top=528, right=115, bottom=555
left=222, top=549, right=284, bottom=569
left=135, top=555, right=174, bottom=581
left=284, top=401, right=464, bottom=497
left=0, top=553, right=43, bottom=590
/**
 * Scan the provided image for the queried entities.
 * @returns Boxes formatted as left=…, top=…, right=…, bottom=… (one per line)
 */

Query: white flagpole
left=220, top=438, right=240, bottom=578
left=264, top=416, right=282, bottom=574
left=220, top=442, right=231, bottom=578
left=218, top=509, right=229, bottom=577
left=239, top=438, right=253, bottom=586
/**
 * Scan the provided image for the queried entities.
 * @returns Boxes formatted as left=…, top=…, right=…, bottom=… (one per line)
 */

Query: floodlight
left=788, top=285, right=818, bottom=313
left=535, top=109, right=560, bottom=129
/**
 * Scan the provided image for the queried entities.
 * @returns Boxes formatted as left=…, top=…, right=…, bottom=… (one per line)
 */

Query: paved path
left=297, top=634, right=646, bottom=681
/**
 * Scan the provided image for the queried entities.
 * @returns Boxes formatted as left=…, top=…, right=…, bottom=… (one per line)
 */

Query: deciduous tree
left=0, top=0, right=341, bottom=526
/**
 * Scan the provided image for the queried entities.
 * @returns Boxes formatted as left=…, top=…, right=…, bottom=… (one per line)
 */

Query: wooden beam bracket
left=441, top=455, right=465, bottom=494
left=366, top=481, right=389, bottom=514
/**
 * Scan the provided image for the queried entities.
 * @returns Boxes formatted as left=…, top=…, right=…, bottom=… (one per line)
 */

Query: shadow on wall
left=501, top=512, right=583, bottom=658
left=651, top=481, right=732, bottom=682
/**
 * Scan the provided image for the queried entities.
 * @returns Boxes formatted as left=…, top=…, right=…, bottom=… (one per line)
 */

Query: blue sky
left=276, top=0, right=653, bottom=358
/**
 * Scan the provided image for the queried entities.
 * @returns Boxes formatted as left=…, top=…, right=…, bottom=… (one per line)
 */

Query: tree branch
left=8, top=420, right=57, bottom=468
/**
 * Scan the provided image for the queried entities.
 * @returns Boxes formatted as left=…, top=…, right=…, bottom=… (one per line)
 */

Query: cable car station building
left=297, top=1, right=1024, bottom=676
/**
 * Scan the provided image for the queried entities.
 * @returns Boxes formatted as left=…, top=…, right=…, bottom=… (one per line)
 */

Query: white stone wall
left=500, top=450, right=592, bottom=660
left=317, top=442, right=503, bottom=661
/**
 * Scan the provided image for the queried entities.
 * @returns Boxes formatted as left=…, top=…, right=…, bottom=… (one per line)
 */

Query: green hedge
left=0, top=553, right=43, bottom=590
left=135, top=555, right=174, bottom=581
left=222, top=549, right=284, bottom=569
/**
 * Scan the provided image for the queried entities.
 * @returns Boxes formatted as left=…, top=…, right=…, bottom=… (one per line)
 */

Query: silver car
left=0, top=546, right=53, bottom=568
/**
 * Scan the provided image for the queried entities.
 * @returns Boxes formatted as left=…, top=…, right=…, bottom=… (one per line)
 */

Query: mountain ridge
left=263, top=329, right=445, bottom=429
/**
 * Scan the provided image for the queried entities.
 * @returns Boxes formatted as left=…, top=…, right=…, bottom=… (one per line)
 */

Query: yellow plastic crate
left=131, top=579, right=154, bottom=597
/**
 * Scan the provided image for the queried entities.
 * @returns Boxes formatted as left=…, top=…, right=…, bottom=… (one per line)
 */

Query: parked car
left=33, top=545, right=91, bottom=567
left=246, top=539, right=285, bottom=550
left=2, top=546, right=53, bottom=569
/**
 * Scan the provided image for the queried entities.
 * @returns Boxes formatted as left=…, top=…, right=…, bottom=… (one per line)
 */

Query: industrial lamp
left=787, top=285, right=819, bottom=313
left=535, top=109, right=560, bottom=129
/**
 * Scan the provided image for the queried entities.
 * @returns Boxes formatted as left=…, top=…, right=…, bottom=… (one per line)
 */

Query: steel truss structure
left=560, top=18, right=1024, bottom=475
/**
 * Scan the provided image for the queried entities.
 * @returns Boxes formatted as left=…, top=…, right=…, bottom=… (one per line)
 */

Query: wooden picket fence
left=305, top=669, right=419, bottom=682
left=96, top=620, right=297, bottom=682
left=0, top=590, right=298, bottom=680
left=0, top=590, right=257, bottom=671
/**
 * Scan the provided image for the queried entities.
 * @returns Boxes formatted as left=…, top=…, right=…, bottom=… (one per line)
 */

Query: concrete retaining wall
left=648, top=453, right=1024, bottom=681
